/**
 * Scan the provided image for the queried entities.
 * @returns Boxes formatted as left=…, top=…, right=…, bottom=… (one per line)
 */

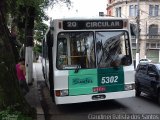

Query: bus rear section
left=54, top=67, right=135, bottom=104
left=51, top=18, right=135, bottom=104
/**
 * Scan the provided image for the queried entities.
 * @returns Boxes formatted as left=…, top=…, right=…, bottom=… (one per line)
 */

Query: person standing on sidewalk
left=16, top=57, right=29, bottom=95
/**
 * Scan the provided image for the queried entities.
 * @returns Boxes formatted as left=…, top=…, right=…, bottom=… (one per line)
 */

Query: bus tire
left=157, top=91, right=160, bottom=105
left=49, top=87, right=55, bottom=102
left=52, top=95, right=55, bottom=103
left=135, top=83, right=141, bottom=97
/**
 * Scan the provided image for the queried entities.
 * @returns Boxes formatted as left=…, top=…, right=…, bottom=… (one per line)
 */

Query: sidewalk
left=25, top=63, right=45, bottom=120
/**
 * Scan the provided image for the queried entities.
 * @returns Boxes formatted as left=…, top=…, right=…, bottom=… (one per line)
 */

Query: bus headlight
left=125, top=84, right=135, bottom=91
left=55, top=89, right=68, bottom=97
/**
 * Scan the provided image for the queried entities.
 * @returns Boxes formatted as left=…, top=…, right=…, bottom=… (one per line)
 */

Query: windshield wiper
left=74, top=65, right=81, bottom=73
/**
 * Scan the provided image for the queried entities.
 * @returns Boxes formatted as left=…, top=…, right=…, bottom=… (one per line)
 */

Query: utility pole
left=136, top=0, right=140, bottom=67
left=25, top=6, right=35, bottom=84
left=18, top=6, right=35, bottom=84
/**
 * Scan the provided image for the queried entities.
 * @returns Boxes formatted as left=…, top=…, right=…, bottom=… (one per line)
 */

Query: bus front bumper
left=55, top=90, right=135, bottom=105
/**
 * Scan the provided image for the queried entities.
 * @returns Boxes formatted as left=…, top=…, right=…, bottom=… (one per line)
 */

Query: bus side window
left=70, top=38, right=87, bottom=68
left=57, top=38, right=67, bottom=69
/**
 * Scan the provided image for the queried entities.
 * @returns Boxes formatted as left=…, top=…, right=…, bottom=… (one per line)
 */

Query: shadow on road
left=136, top=93, right=159, bottom=106
left=37, top=81, right=130, bottom=120
left=57, top=100, right=127, bottom=113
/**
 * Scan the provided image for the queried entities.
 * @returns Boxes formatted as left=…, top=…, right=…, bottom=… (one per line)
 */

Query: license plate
left=92, top=94, right=106, bottom=100
left=93, top=86, right=106, bottom=92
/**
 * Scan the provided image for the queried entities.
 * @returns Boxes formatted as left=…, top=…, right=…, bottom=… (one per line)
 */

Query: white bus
left=42, top=17, right=135, bottom=105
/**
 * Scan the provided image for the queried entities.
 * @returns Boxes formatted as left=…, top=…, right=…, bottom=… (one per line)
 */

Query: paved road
left=38, top=82, right=160, bottom=120
left=35, top=63, right=160, bottom=120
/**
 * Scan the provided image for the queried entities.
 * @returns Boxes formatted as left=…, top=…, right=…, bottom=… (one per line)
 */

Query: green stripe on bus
left=68, top=67, right=124, bottom=96
left=97, top=67, right=124, bottom=92
left=69, top=69, right=98, bottom=96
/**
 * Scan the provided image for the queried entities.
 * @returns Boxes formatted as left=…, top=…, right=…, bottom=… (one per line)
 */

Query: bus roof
left=51, top=16, right=128, bottom=21
left=49, top=16, right=129, bottom=30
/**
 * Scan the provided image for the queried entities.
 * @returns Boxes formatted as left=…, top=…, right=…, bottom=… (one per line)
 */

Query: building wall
left=107, top=0, right=160, bottom=63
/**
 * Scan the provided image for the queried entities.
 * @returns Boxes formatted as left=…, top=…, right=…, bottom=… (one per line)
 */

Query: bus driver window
left=70, top=37, right=87, bottom=68
left=57, top=37, right=67, bottom=69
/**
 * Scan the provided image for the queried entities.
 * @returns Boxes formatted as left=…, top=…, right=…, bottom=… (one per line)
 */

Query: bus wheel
left=50, top=89, right=55, bottom=103
left=135, top=84, right=141, bottom=97
left=52, top=94, right=55, bottom=103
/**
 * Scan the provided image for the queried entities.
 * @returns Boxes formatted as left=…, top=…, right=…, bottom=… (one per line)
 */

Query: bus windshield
left=57, top=31, right=131, bottom=70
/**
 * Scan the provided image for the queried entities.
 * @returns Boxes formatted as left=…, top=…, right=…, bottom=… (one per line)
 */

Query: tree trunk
left=0, top=2, right=36, bottom=119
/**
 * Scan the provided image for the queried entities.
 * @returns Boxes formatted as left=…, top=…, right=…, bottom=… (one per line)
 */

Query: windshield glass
left=96, top=31, right=132, bottom=68
left=57, top=31, right=132, bottom=70
left=57, top=32, right=95, bottom=69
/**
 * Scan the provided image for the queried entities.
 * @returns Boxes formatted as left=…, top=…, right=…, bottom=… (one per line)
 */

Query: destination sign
left=63, top=20, right=123, bottom=30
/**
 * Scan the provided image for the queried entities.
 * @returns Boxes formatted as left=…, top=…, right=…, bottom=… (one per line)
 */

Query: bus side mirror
left=46, top=31, right=53, bottom=47
left=130, top=24, right=137, bottom=36
left=121, top=55, right=131, bottom=65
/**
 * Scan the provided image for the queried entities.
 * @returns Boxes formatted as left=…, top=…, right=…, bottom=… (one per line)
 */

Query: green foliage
left=4, top=0, right=72, bottom=22
left=44, top=0, right=72, bottom=9
left=33, top=21, right=48, bottom=54
left=34, top=22, right=48, bottom=41
left=0, top=0, right=72, bottom=119
left=0, top=104, right=32, bottom=120
left=34, top=44, right=42, bottom=54
left=16, top=0, right=49, bottom=25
